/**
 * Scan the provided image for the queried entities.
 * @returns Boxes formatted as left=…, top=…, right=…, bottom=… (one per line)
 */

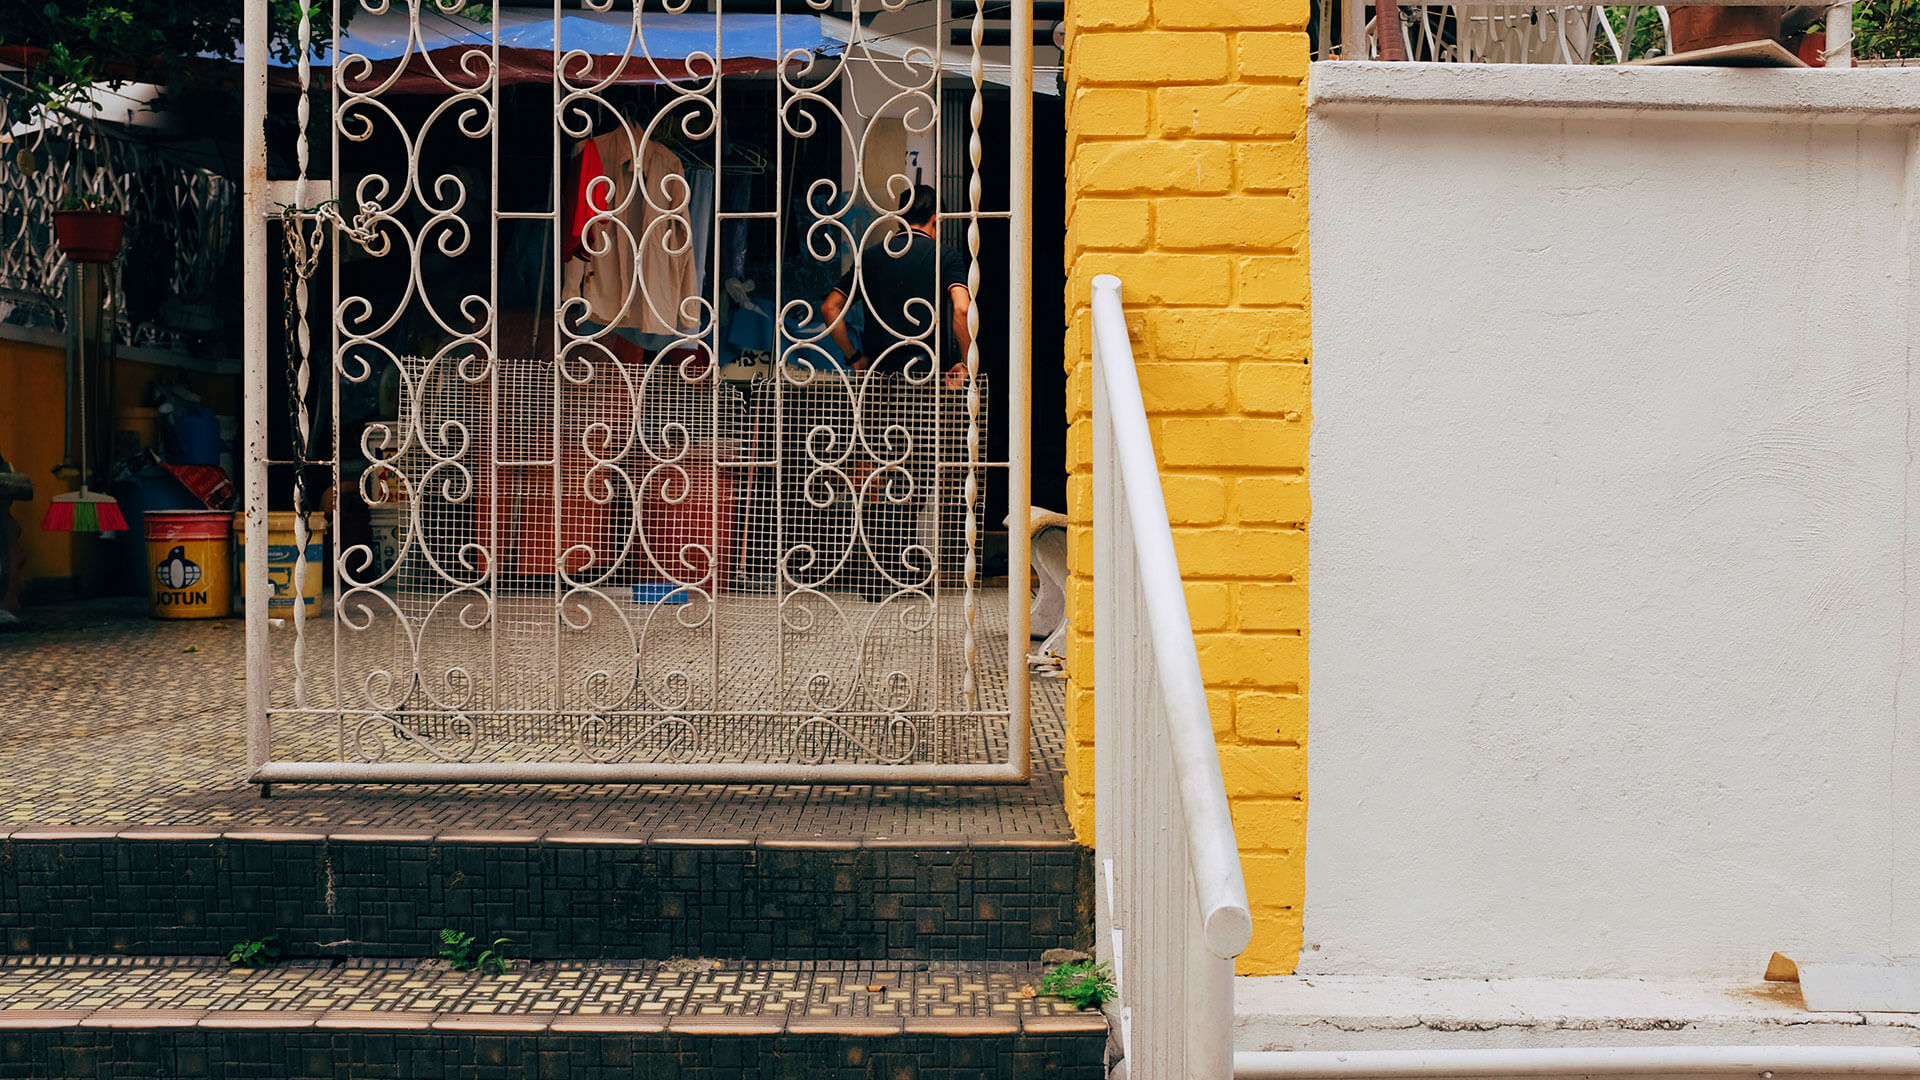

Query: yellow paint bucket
left=233, top=511, right=330, bottom=614
left=145, top=510, right=232, bottom=619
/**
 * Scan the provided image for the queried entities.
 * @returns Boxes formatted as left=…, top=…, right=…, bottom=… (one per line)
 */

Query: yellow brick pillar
left=1062, top=0, right=1311, bottom=975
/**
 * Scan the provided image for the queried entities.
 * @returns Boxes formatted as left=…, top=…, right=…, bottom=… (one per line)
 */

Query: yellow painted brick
left=1074, top=141, right=1232, bottom=195
left=1232, top=361, right=1310, bottom=413
left=1208, top=688, right=1235, bottom=739
left=1158, top=85, right=1306, bottom=139
left=1156, top=0, right=1311, bottom=30
left=1138, top=362, right=1231, bottom=413
left=1072, top=32, right=1231, bottom=85
left=1236, top=255, right=1310, bottom=308
left=1066, top=417, right=1093, bottom=472
left=1238, top=31, right=1313, bottom=78
left=1150, top=417, right=1307, bottom=468
left=1071, top=745, right=1098, bottom=792
left=1238, top=583, right=1307, bottom=632
left=1069, top=526, right=1094, bottom=577
left=1238, top=907, right=1302, bottom=975
left=1067, top=789, right=1094, bottom=845
left=1068, top=686, right=1097, bottom=741
left=1064, top=315, right=1087, bottom=364
left=1072, top=255, right=1233, bottom=308
left=1236, top=141, right=1306, bottom=194
left=1195, top=631, right=1308, bottom=686
left=1065, top=365, right=1092, bottom=421
left=1230, top=798, right=1306, bottom=850
left=1159, top=472, right=1228, bottom=524
left=1243, top=852, right=1306, bottom=905
left=1174, top=528, right=1306, bottom=580
left=1066, top=475, right=1094, bottom=526
left=1184, top=582, right=1231, bottom=632
left=1066, top=627, right=1096, bottom=680
left=1154, top=196, right=1304, bottom=252
left=1069, top=0, right=1152, bottom=31
left=1234, top=475, right=1311, bottom=524
left=1068, top=89, right=1153, bottom=138
left=1152, top=308, right=1309, bottom=360
left=1217, top=745, right=1305, bottom=797
left=1235, top=688, right=1306, bottom=743
left=1068, top=199, right=1151, bottom=251
left=1067, top=577, right=1095, bottom=625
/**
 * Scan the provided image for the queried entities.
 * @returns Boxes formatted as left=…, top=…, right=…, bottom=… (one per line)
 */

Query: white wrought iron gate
left=240, top=0, right=1032, bottom=784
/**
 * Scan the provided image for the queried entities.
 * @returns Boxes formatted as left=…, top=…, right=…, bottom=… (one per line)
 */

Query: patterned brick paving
left=0, top=957, right=1105, bottom=1033
left=0, top=599, right=1069, bottom=841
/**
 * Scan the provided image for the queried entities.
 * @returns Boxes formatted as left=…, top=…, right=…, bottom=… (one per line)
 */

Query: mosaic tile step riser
left=0, top=1031, right=1108, bottom=1080
left=0, top=841, right=1093, bottom=963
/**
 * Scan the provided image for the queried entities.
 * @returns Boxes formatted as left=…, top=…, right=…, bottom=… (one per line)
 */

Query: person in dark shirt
left=821, top=185, right=973, bottom=387
left=818, top=185, right=977, bottom=600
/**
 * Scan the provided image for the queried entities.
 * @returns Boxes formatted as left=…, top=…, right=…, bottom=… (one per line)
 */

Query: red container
left=52, top=210, right=126, bottom=263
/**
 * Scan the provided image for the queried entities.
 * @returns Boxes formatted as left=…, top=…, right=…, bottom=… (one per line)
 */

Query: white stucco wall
left=1305, top=64, right=1920, bottom=979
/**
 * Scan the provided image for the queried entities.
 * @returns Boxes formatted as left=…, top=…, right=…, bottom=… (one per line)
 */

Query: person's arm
left=945, top=284, right=972, bottom=388
left=821, top=288, right=864, bottom=368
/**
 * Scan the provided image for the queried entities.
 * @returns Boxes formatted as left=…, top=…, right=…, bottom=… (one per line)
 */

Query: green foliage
left=1598, top=0, right=1920, bottom=64
left=438, top=928, right=512, bottom=975
left=0, top=0, right=349, bottom=129
left=1038, top=960, right=1115, bottom=1011
left=225, top=935, right=281, bottom=969
left=1840, top=0, right=1920, bottom=61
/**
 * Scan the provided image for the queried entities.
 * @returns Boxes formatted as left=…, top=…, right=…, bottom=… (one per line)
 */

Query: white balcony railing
left=1328, top=2, right=1854, bottom=67
left=1090, top=274, right=1254, bottom=1079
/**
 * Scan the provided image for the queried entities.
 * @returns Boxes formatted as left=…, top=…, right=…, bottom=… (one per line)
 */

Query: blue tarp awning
left=260, top=10, right=835, bottom=90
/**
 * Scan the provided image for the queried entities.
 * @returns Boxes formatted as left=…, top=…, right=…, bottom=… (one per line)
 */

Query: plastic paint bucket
left=145, top=510, right=232, bottom=619
left=233, top=511, right=329, bottom=613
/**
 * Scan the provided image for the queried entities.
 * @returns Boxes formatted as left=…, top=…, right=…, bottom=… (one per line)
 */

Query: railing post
left=1089, top=274, right=1252, bottom=1079
left=242, top=0, right=271, bottom=779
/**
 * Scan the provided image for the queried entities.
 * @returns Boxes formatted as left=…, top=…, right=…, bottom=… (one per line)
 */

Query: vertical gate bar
left=773, top=0, right=788, bottom=754
left=708, top=6, right=723, bottom=776
left=932, top=5, right=946, bottom=762
left=1006, top=0, right=1035, bottom=779
left=963, top=0, right=983, bottom=715
left=243, top=0, right=271, bottom=778
left=550, top=1, right=565, bottom=720
left=289, top=0, right=311, bottom=719
left=329, top=0, right=344, bottom=758
left=327, top=45, right=344, bottom=748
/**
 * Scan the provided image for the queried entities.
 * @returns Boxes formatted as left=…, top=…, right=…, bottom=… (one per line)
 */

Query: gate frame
left=238, top=0, right=1034, bottom=785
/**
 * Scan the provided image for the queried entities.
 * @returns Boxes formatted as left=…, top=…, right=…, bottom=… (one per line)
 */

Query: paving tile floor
left=0, top=597, right=1071, bottom=840
left=0, top=957, right=1107, bottom=1035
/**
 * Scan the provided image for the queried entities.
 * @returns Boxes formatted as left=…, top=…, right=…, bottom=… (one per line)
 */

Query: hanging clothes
left=561, top=132, right=702, bottom=339
left=561, top=136, right=607, bottom=263
left=686, top=165, right=714, bottom=294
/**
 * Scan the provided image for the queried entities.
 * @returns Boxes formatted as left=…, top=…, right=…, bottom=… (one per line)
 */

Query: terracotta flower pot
left=52, top=209, right=125, bottom=264
left=1668, top=5, right=1788, bottom=53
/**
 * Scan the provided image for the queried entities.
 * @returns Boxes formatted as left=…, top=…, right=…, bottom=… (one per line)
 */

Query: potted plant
left=51, top=193, right=124, bottom=264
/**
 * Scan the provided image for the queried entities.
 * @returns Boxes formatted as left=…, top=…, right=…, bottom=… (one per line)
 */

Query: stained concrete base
left=1235, top=976, right=1920, bottom=1052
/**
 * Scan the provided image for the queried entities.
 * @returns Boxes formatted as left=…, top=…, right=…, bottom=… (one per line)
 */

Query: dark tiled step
left=0, top=1028, right=1107, bottom=1079
left=0, top=836, right=1092, bottom=962
left=0, top=958, right=1107, bottom=1079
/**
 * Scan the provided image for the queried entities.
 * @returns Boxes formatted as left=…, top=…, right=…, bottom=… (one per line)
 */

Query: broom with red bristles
left=42, top=485, right=127, bottom=533
left=42, top=258, right=126, bottom=534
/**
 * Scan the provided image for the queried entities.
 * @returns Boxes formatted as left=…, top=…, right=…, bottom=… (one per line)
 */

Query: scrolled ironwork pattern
left=260, top=0, right=1024, bottom=774
left=0, top=89, right=236, bottom=353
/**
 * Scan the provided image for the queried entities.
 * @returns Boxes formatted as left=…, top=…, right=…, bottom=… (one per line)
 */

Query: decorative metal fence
left=0, top=94, right=236, bottom=353
left=242, top=0, right=1033, bottom=784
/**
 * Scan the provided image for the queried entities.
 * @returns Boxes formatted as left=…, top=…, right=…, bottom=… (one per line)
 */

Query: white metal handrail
left=1091, top=274, right=1254, bottom=1080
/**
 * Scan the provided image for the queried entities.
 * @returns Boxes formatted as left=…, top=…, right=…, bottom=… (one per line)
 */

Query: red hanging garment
left=561, top=137, right=608, bottom=263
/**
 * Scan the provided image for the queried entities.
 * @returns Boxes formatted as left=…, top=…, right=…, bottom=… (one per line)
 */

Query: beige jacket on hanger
left=561, top=132, right=701, bottom=339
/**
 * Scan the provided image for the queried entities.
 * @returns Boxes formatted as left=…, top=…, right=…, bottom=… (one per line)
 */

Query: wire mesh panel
left=249, top=0, right=1032, bottom=782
